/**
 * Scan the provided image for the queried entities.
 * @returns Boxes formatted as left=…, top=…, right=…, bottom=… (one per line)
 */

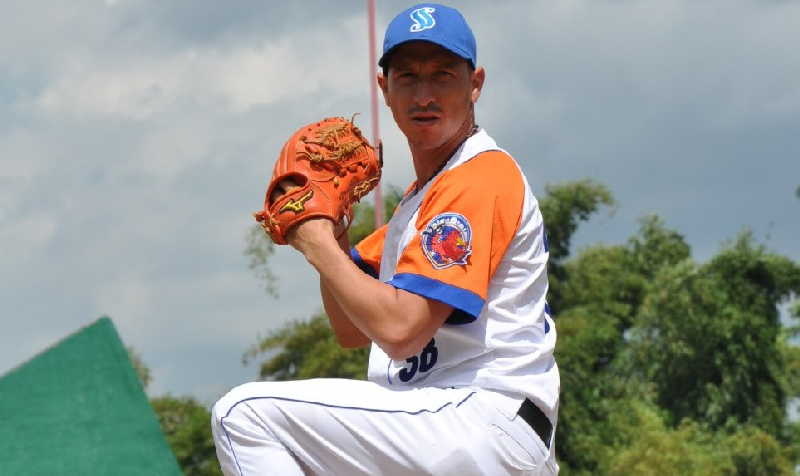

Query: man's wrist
left=300, top=231, right=347, bottom=271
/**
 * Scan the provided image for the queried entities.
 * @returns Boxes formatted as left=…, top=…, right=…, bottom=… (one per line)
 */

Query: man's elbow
left=379, top=333, right=426, bottom=361
left=339, top=337, right=371, bottom=349
left=377, top=309, right=448, bottom=360
left=333, top=329, right=371, bottom=349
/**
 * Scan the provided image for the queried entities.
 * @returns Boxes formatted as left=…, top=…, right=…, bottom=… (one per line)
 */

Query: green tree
left=243, top=312, right=369, bottom=381
left=551, top=216, right=691, bottom=474
left=537, top=179, right=615, bottom=313
left=128, top=346, right=152, bottom=391
left=548, top=215, right=800, bottom=475
left=629, top=232, right=800, bottom=434
left=130, top=350, right=221, bottom=475
left=779, top=324, right=800, bottom=398
left=347, top=185, right=404, bottom=245
left=603, top=405, right=795, bottom=476
left=244, top=224, right=277, bottom=297
left=603, top=402, right=735, bottom=476
left=723, top=425, right=796, bottom=476
left=151, top=396, right=222, bottom=476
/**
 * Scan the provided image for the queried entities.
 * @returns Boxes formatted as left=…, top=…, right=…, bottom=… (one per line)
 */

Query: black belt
left=516, top=399, right=552, bottom=449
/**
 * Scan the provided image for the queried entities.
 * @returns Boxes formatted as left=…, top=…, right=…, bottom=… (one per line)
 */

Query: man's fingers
left=279, top=179, right=301, bottom=193
left=270, top=178, right=302, bottom=204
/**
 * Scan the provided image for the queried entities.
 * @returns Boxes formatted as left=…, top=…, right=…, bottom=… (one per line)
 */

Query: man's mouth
left=411, top=115, right=439, bottom=125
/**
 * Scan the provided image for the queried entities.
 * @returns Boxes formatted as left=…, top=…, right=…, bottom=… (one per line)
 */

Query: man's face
left=379, top=41, right=484, bottom=152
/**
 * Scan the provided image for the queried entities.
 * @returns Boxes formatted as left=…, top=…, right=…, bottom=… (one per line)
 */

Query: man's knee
left=212, top=381, right=265, bottom=427
left=212, top=381, right=301, bottom=440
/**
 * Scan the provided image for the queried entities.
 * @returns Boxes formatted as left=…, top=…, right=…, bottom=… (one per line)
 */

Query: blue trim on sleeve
left=350, top=247, right=379, bottom=279
left=388, top=273, right=485, bottom=320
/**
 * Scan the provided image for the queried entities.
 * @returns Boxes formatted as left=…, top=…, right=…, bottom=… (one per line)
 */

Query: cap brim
left=378, top=39, right=474, bottom=69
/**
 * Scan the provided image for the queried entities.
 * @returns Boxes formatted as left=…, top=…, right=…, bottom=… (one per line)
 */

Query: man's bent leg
left=211, top=378, right=550, bottom=475
left=211, top=394, right=305, bottom=476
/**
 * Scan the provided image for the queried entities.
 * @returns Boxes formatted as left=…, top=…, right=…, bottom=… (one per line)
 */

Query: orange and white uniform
left=213, top=129, right=559, bottom=475
left=353, top=128, right=559, bottom=426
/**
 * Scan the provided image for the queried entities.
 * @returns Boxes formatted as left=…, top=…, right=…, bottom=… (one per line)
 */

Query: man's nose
left=412, top=79, right=436, bottom=108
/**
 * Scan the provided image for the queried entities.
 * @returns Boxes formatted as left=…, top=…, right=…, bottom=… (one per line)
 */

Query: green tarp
left=0, top=317, right=181, bottom=475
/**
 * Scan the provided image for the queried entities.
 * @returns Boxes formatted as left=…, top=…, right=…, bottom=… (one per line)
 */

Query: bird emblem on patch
left=420, top=213, right=472, bottom=269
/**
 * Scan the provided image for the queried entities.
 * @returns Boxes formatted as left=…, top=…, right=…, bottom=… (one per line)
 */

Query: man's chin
left=405, top=128, right=449, bottom=151
left=408, top=137, right=448, bottom=152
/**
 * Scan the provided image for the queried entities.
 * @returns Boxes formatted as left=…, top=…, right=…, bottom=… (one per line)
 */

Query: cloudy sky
left=2, top=0, right=798, bottom=404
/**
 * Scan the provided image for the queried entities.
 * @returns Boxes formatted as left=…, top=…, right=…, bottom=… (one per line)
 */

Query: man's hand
left=286, top=217, right=337, bottom=255
left=270, top=178, right=344, bottom=254
left=253, top=116, right=381, bottom=245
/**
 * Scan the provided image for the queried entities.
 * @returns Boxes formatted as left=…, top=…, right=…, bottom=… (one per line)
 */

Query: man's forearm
left=319, top=232, right=371, bottom=347
left=300, top=235, right=448, bottom=359
left=321, top=276, right=371, bottom=348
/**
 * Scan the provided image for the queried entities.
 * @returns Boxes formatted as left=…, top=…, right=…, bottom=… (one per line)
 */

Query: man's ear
left=377, top=72, right=391, bottom=107
left=471, top=66, right=486, bottom=104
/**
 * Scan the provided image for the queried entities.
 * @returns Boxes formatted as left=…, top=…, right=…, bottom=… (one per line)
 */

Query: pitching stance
left=213, top=3, right=559, bottom=475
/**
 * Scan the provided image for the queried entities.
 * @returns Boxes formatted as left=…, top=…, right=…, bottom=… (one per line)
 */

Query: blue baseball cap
left=379, top=3, right=477, bottom=69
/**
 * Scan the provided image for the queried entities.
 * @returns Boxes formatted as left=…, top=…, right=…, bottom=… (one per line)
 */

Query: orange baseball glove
left=254, top=116, right=382, bottom=245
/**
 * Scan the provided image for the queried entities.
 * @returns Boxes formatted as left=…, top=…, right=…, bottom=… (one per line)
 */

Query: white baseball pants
left=211, top=378, right=557, bottom=475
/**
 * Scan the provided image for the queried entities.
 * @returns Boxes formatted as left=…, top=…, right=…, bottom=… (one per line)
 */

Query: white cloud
left=0, top=213, right=57, bottom=258
left=32, top=15, right=368, bottom=120
left=0, top=129, right=49, bottom=181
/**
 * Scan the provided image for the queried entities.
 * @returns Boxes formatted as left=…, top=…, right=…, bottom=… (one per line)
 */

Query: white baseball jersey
left=352, top=129, right=560, bottom=423
left=213, top=129, right=560, bottom=476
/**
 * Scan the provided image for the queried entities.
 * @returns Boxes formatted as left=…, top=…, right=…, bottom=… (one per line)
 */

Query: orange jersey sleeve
left=351, top=224, right=388, bottom=278
left=388, top=151, right=525, bottom=321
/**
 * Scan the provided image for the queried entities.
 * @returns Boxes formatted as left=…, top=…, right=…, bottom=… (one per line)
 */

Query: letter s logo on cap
left=409, top=7, right=436, bottom=32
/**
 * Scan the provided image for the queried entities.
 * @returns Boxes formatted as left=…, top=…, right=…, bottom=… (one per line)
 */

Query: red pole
left=367, top=0, right=384, bottom=227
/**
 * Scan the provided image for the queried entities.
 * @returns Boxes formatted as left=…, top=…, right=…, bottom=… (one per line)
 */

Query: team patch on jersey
left=420, top=213, right=472, bottom=269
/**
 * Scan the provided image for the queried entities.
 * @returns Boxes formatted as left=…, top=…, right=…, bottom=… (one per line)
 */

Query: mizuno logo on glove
left=279, top=190, right=314, bottom=214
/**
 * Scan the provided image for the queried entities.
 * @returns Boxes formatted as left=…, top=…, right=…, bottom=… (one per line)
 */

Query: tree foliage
left=244, top=223, right=277, bottom=298
left=537, top=179, right=615, bottom=313
left=243, top=312, right=369, bottom=381
left=630, top=233, right=800, bottom=433
left=603, top=402, right=795, bottom=476
left=780, top=326, right=800, bottom=398
left=130, top=350, right=221, bottom=475
left=151, top=396, right=222, bottom=476
left=127, top=346, right=152, bottom=391
left=347, top=185, right=404, bottom=245
left=551, top=211, right=800, bottom=474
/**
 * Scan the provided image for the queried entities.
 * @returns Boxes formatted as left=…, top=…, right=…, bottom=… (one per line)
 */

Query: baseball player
left=212, top=4, right=559, bottom=475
